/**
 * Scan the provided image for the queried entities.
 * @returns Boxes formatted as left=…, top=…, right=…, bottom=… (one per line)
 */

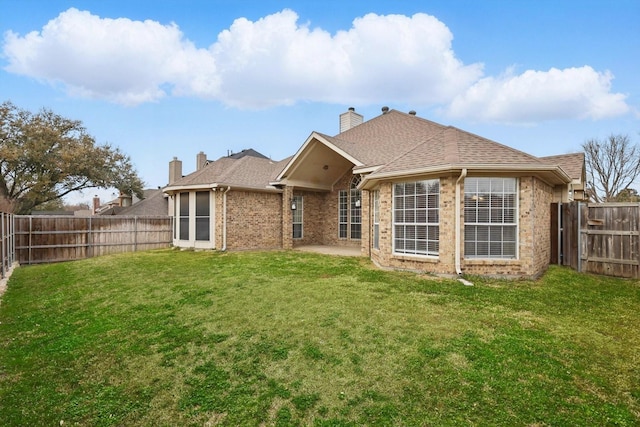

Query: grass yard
left=0, top=249, right=638, bottom=426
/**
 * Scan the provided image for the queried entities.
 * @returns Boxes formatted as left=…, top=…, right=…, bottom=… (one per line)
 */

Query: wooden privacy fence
left=1, top=211, right=16, bottom=278
left=552, top=202, right=640, bottom=278
left=15, top=215, right=173, bottom=265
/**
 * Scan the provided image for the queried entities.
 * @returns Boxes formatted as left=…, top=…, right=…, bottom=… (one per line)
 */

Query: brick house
left=164, top=108, right=586, bottom=278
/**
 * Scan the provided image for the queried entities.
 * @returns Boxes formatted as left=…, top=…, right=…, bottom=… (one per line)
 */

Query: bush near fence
left=15, top=215, right=173, bottom=265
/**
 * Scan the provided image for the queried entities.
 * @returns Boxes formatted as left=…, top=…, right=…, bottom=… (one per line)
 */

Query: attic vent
left=409, top=110, right=416, bottom=116
left=381, top=106, right=389, bottom=114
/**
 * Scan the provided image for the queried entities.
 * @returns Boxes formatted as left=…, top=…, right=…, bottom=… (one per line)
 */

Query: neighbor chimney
left=118, top=192, right=132, bottom=207
left=92, top=196, right=100, bottom=215
left=196, top=151, right=207, bottom=171
left=169, top=157, right=183, bottom=184
left=339, top=107, right=364, bottom=133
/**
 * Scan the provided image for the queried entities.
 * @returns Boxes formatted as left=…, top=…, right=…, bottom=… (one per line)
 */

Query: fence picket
left=14, top=215, right=173, bottom=264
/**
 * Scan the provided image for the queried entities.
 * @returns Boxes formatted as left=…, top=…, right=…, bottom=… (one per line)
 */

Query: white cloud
left=1, top=8, right=631, bottom=123
left=2, top=8, right=218, bottom=105
left=2, top=8, right=481, bottom=108
left=445, top=66, right=629, bottom=123
left=211, top=10, right=483, bottom=108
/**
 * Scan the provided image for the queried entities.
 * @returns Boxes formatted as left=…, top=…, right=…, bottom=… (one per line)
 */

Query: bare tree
left=582, top=134, right=640, bottom=202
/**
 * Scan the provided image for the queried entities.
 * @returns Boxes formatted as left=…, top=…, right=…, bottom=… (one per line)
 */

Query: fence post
left=577, top=202, right=582, bottom=273
left=1, top=213, right=5, bottom=279
left=28, top=216, right=32, bottom=265
left=88, top=217, right=93, bottom=258
left=134, top=216, right=138, bottom=252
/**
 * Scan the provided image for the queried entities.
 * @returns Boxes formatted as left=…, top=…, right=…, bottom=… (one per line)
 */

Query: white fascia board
left=163, top=183, right=219, bottom=194
left=353, top=165, right=382, bottom=174
left=164, top=183, right=282, bottom=194
left=360, top=164, right=572, bottom=190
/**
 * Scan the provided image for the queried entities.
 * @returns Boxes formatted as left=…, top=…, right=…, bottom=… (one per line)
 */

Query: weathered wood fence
left=1, top=212, right=16, bottom=278
left=552, top=202, right=640, bottom=278
left=15, top=215, right=173, bottom=265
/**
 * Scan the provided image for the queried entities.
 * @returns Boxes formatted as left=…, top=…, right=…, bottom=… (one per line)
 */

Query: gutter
left=221, top=186, right=231, bottom=251
left=360, top=164, right=572, bottom=190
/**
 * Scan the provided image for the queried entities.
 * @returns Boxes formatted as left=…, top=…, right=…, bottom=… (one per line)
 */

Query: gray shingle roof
left=118, top=189, right=168, bottom=216
left=540, top=153, right=585, bottom=181
left=330, top=109, right=544, bottom=172
left=168, top=154, right=291, bottom=191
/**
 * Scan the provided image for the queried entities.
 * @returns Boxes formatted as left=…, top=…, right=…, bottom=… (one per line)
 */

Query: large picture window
left=338, top=190, right=348, bottom=239
left=393, top=180, right=439, bottom=256
left=338, top=175, right=362, bottom=240
left=292, top=195, right=303, bottom=239
left=372, top=190, right=380, bottom=249
left=179, top=192, right=189, bottom=241
left=464, top=177, right=517, bottom=259
left=195, top=191, right=210, bottom=241
left=350, top=176, right=362, bottom=239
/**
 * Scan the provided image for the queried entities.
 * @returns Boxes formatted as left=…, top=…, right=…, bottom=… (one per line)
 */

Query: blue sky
left=1, top=0, right=639, bottom=205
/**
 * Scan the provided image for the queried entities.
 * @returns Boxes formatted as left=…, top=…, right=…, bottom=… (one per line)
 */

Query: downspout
left=455, top=169, right=468, bottom=276
left=211, top=188, right=217, bottom=249
left=221, top=186, right=231, bottom=251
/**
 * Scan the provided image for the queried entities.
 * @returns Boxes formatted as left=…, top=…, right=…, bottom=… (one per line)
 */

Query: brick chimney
left=169, top=157, right=182, bottom=184
left=196, top=151, right=207, bottom=171
left=339, top=107, right=363, bottom=133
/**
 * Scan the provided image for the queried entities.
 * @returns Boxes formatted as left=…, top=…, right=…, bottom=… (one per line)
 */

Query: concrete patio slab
left=294, top=245, right=362, bottom=257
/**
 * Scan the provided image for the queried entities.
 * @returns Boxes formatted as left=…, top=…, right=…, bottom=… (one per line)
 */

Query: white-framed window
left=372, top=190, right=380, bottom=249
left=195, top=191, right=210, bottom=241
left=393, top=180, right=439, bottom=256
left=338, top=190, right=348, bottom=239
left=179, top=192, right=189, bottom=240
left=292, top=195, right=303, bottom=239
left=464, top=177, right=518, bottom=259
left=350, top=176, right=362, bottom=239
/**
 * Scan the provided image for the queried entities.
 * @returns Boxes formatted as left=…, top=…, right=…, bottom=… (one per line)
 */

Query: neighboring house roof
left=98, top=189, right=169, bottom=216
left=118, top=189, right=168, bottom=216
left=165, top=152, right=291, bottom=193
left=227, top=149, right=269, bottom=160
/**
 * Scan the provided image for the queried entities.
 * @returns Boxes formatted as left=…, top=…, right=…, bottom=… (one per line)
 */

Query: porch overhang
left=273, top=132, right=363, bottom=190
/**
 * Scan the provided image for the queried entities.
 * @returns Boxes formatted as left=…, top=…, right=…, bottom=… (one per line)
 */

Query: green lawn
left=0, top=249, right=638, bottom=426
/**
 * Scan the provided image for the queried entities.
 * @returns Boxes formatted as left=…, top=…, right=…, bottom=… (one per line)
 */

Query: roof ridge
left=443, top=127, right=460, bottom=163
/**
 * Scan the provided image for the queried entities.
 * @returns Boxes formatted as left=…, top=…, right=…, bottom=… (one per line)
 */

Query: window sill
left=464, top=258, right=519, bottom=265
left=391, top=253, right=439, bottom=263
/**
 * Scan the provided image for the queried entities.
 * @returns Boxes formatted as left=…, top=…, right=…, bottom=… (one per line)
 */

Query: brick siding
left=223, top=190, right=283, bottom=250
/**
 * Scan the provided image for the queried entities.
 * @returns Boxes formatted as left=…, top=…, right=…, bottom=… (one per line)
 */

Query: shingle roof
left=118, top=189, right=168, bottom=216
left=167, top=154, right=290, bottom=191
left=331, top=109, right=544, bottom=171
left=539, top=153, right=585, bottom=181
left=325, top=110, right=446, bottom=167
